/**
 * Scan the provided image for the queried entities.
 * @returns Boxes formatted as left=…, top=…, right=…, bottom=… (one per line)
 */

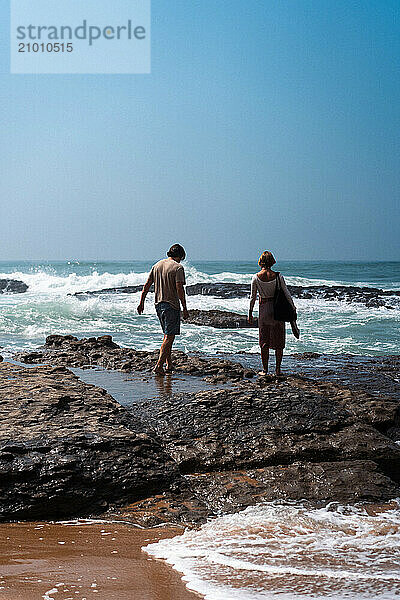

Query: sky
left=0, top=0, right=399, bottom=261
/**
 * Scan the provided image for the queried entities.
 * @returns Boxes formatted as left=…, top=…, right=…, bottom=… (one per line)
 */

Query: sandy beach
left=0, top=521, right=202, bottom=600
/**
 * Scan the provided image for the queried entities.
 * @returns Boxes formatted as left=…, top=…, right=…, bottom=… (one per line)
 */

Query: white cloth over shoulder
left=251, top=273, right=296, bottom=309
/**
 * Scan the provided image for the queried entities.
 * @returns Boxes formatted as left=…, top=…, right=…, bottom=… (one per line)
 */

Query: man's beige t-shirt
left=149, top=259, right=186, bottom=310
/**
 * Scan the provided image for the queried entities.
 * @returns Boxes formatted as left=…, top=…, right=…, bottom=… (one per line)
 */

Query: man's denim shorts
left=155, top=302, right=181, bottom=335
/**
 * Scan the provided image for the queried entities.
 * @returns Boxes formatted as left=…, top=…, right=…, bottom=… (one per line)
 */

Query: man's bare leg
left=165, top=343, right=174, bottom=373
left=275, top=348, right=283, bottom=376
left=155, top=334, right=175, bottom=375
left=260, top=344, right=269, bottom=374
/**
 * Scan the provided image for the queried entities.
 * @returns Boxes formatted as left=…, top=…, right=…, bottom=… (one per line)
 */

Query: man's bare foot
left=153, top=366, right=165, bottom=376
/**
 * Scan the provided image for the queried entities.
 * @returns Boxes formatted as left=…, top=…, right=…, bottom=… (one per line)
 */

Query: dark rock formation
left=112, top=460, right=400, bottom=528
left=186, top=283, right=250, bottom=298
left=289, top=284, right=400, bottom=309
left=7, top=335, right=400, bottom=525
left=0, top=279, right=28, bottom=294
left=15, top=335, right=255, bottom=383
left=72, top=283, right=249, bottom=298
left=73, top=285, right=145, bottom=297
left=0, top=362, right=179, bottom=521
left=71, top=281, right=400, bottom=309
left=129, top=383, right=400, bottom=476
left=184, top=461, right=399, bottom=512
left=112, top=373, right=400, bottom=526
left=186, top=309, right=257, bottom=329
left=187, top=283, right=400, bottom=309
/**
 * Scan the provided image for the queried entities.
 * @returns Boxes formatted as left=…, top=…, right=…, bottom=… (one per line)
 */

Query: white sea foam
left=144, top=501, right=400, bottom=600
left=0, top=291, right=399, bottom=358
left=1, top=264, right=397, bottom=297
left=0, top=265, right=399, bottom=357
left=0, top=269, right=148, bottom=296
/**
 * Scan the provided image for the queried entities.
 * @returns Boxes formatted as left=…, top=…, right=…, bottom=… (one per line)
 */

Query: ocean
left=0, top=260, right=399, bottom=357
left=1, top=259, right=399, bottom=600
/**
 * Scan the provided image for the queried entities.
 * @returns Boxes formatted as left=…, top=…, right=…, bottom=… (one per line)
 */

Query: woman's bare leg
left=275, top=349, right=283, bottom=376
left=261, top=345, right=269, bottom=373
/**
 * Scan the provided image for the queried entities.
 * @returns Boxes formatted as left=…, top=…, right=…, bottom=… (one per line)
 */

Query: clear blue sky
left=1, top=0, right=399, bottom=261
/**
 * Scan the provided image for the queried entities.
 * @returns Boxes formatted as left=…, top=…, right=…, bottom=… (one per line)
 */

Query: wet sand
left=0, top=521, right=203, bottom=600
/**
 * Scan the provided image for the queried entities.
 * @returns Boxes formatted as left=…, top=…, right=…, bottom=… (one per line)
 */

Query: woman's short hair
left=258, top=251, right=276, bottom=268
left=167, top=244, right=186, bottom=260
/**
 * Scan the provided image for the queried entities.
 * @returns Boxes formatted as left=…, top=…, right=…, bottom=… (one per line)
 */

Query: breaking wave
left=144, top=500, right=400, bottom=600
left=0, top=261, right=399, bottom=357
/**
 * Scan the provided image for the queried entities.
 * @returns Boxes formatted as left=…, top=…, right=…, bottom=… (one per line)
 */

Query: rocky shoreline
left=15, top=334, right=255, bottom=383
left=1, top=335, right=398, bottom=526
left=72, top=281, right=400, bottom=309
left=2, top=275, right=399, bottom=311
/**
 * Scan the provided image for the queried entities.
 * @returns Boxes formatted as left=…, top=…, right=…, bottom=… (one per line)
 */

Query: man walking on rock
left=137, top=244, right=189, bottom=375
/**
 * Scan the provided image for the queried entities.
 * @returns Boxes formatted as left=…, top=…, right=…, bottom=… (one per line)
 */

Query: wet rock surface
left=6, top=335, right=400, bottom=525
left=112, top=374, right=400, bottom=526
left=224, top=352, right=400, bottom=405
left=129, top=382, right=400, bottom=476
left=0, top=279, right=28, bottom=294
left=186, top=309, right=258, bottom=329
left=15, top=335, right=255, bottom=382
left=0, top=362, right=179, bottom=521
left=72, top=281, right=400, bottom=309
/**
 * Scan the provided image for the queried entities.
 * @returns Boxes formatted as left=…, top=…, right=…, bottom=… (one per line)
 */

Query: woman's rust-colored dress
left=251, top=274, right=296, bottom=350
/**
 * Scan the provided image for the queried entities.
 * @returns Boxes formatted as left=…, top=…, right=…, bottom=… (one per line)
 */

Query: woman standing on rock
left=248, top=251, right=299, bottom=376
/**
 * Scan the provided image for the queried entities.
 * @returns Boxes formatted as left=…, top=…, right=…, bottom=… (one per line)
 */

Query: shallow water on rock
left=72, top=367, right=231, bottom=406
left=223, top=353, right=400, bottom=401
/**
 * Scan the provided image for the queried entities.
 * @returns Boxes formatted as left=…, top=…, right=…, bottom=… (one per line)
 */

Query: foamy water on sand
left=145, top=501, right=400, bottom=600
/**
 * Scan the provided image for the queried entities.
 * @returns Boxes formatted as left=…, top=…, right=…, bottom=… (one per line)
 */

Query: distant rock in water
left=288, top=284, right=400, bottom=309
left=187, top=283, right=400, bottom=309
left=73, top=285, right=145, bottom=297
left=0, top=279, right=28, bottom=294
left=71, top=281, right=400, bottom=309
left=186, top=283, right=250, bottom=298
left=187, top=309, right=258, bottom=329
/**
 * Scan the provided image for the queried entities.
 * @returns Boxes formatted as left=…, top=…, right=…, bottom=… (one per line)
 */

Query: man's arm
left=176, top=282, right=189, bottom=320
left=137, top=273, right=153, bottom=314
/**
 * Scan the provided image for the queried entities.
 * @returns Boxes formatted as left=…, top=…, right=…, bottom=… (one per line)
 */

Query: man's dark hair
left=167, top=244, right=186, bottom=260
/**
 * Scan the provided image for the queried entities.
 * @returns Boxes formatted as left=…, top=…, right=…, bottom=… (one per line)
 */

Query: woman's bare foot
left=165, top=364, right=174, bottom=373
left=153, top=366, right=165, bottom=376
